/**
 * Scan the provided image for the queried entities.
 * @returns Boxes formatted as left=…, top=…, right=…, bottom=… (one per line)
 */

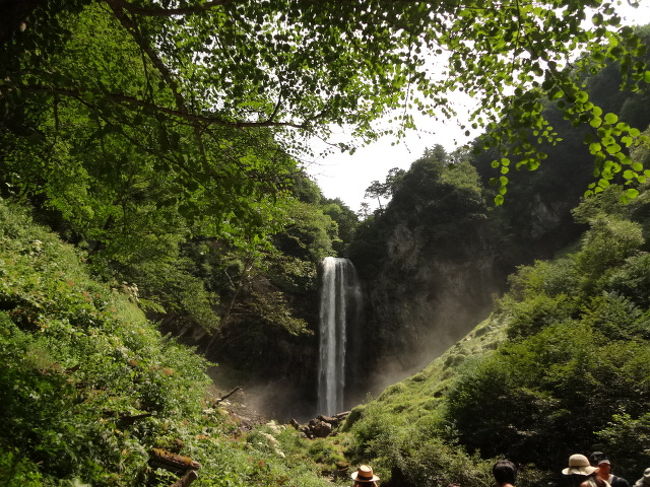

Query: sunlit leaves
left=2, top=0, right=649, bottom=209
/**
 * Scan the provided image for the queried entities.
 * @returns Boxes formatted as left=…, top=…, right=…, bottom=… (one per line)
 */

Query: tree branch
left=104, top=0, right=187, bottom=111
left=110, top=0, right=229, bottom=17
left=214, top=386, right=241, bottom=404
left=18, top=84, right=308, bottom=129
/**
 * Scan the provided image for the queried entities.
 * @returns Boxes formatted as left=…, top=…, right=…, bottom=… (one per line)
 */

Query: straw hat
left=351, top=465, right=380, bottom=483
left=562, top=454, right=599, bottom=476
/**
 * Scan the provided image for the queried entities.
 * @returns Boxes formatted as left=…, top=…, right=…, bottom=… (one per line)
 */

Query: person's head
left=493, top=460, right=517, bottom=486
left=563, top=454, right=599, bottom=484
left=589, top=452, right=606, bottom=467
left=597, top=458, right=612, bottom=477
left=352, top=465, right=380, bottom=486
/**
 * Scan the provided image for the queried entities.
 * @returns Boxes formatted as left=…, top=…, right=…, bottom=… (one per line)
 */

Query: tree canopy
left=1, top=0, right=649, bottom=205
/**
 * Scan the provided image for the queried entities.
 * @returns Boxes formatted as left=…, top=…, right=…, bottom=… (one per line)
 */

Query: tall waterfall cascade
left=318, top=257, right=362, bottom=416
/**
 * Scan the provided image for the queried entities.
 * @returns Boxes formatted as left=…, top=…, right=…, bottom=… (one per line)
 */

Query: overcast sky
left=303, top=1, right=650, bottom=213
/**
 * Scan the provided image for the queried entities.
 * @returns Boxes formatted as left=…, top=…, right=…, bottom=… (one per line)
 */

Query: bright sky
left=304, top=1, right=650, bottom=213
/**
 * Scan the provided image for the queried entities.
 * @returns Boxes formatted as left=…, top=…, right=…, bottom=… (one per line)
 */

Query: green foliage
left=440, top=160, right=483, bottom=195
left=505, top=292, right=577, bottom=339
left=0, top=3, right=308, bottom=338
left=320, top=198, right=359, bottom=253
left=446, top=319, right=650, bottom=470
left=485, top=24, right=650, bottom=204
left=363, top=167, right=406, bottom=210
left=350, top=146, right=490, bottom=278
left=595, top=412, right=650, bottom=476
left=2, top=0, right=648, bottom=212
left=0, top=447, right=45, bottom=486
left=0, top=2, right=357, bottom=340
left=571, top=185, right=631, bottom=224
left=607, top=253, right=650, bottom=307
left=342, top=185, right=650, bottom=484
left=574, top=216, right=644, bottom=284
left=443, top=193, right=650, bottom=476
left=0, top=200, right=208, bottom=484
left=0, top=199, right=338, bottom=487
left=275, top=199, right=338, bottom=262
left=471, top=28, right=650, bottom=207
left=507, top=258, right=581, bottom=300
left=345, top=395, right=495, bottom=487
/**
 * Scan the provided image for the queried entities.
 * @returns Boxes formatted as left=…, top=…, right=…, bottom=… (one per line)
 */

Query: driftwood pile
left=290, top=411, right=350, bottom=439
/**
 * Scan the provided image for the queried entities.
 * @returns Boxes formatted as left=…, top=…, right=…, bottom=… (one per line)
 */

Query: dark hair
left=589, top=452, right=606, bottom=467
left=493, top=460, right=517, bottom=485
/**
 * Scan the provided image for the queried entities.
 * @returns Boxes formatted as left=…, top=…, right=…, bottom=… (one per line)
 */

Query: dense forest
left=1, top=1, right=650, bottom=486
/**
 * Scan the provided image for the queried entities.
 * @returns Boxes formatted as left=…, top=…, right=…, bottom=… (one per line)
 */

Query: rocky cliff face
left=346, top=213, right=504, bottom=405
left=344, top=154, right=586, bottom=406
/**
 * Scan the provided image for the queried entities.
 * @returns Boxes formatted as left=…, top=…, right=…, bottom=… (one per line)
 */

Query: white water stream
left=317, top=257, right=361, bottom=415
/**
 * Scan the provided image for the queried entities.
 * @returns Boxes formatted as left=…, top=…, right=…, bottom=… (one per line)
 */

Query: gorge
left=1, top=3, right=650, bottom=486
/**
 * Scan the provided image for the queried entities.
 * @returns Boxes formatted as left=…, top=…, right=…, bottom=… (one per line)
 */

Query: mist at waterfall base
left=204, top=255, right=495, bottom=422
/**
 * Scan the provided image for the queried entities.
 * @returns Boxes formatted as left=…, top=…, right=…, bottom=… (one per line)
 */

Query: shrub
left=506, top=293, right=577, bottom=339
left=606, top=252, right=650, bottom=307
left=595, top=413, right=650, bottom=478
left=446, top=318, right=650, bottom=471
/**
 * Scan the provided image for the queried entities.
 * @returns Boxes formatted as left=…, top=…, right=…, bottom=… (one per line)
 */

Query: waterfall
left=318, top=257, right=362, bottom=415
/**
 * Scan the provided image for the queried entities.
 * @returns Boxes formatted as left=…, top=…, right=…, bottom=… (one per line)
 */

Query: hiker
left=594, top=456, right=630, bottom=487
left=562, top=453, right=610, bottom=487
left=589, top=452, right=607, bottom=466
left=633, top=468, right=650, bottom=487
left=351, top=465, right=380, bottom=487
left=493, top=459, right=518, bottom=487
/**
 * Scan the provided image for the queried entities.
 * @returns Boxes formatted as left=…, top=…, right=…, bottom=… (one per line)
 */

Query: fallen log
left=169, top=470, right=199, bottom=487
left=214, top=386, right=241, bottom=404
left=149, top=448, right=201, bottom=474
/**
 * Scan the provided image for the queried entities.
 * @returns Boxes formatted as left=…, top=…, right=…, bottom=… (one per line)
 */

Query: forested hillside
left=339, top=138, right=650, bottom=486
left=0, top=199, right=343, bottom=487
left=0, top=3, right=362, bottom=418
left=346, top=29, right=650, bottom=398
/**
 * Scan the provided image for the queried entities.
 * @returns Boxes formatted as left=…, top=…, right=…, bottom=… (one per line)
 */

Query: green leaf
left=590, top=117, right=602, bottom=128
left=588, top=142, right=601, bottom=154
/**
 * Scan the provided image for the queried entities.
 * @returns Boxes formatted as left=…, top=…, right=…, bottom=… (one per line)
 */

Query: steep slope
left=340, top=176, right=650, bottom=487
left=0, top=199, right=340, bottom=487
left=347, top=156, right=504, bottom=404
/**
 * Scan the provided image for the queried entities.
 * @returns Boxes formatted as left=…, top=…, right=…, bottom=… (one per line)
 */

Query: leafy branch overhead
left=1, top=0, right=649, bottom=202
